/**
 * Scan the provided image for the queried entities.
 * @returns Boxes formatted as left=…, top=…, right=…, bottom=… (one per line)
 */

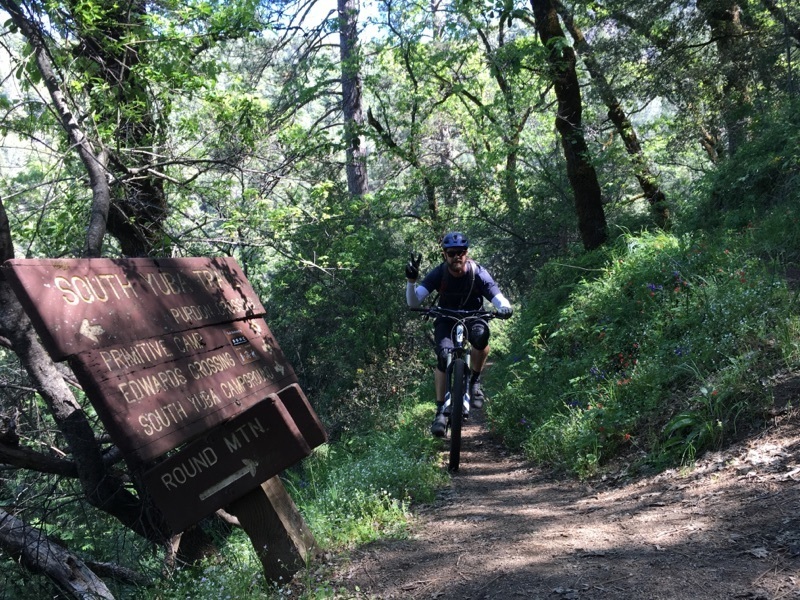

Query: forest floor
left=323, top=373, right=800, bottom=599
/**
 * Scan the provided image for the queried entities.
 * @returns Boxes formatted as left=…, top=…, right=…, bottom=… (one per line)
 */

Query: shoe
left=470, top=380, right=485, bottom=409
left=431, top=408, right=447, bottom=437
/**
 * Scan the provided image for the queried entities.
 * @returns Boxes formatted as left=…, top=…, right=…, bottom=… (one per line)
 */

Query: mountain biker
left=405, top=231, right=513, bottom=437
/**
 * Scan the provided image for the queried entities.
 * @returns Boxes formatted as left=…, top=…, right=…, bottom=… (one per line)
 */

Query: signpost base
left=226, top=476, right=319, bottom=583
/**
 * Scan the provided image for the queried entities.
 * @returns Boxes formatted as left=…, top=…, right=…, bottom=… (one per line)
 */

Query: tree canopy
left=0, top=0, right=799, bottom=595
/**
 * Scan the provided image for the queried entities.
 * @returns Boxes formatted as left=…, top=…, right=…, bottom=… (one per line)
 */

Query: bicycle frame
left=442, top=319, right=470, bottom=415
left=412, top=307, right=496, bottom=471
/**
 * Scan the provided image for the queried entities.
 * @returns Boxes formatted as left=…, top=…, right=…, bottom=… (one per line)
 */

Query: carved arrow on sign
left=79, top=319, right=105, bottom=343
left=198, top=458, right=260, bottom=501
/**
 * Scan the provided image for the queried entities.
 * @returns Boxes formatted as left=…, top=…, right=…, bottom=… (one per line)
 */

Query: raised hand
left=405, top=252, right=422, bottom=280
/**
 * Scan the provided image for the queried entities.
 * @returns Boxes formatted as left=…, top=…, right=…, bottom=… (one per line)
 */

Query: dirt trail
left=330, top=406, right=800, bottom=599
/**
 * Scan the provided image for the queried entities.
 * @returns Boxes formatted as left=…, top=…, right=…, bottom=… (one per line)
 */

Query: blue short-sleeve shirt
left=419, top=261, right=502, bottom=311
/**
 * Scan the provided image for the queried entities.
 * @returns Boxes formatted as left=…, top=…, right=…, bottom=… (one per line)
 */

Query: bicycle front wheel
left=448, top=358, right=466, bottom=472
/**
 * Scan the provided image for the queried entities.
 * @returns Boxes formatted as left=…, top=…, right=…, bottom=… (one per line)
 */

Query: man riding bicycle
left=405, top=231, right=513, bottom=436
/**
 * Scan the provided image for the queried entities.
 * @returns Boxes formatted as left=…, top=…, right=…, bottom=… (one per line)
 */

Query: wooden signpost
left=2, top=257, right=327, bottom=581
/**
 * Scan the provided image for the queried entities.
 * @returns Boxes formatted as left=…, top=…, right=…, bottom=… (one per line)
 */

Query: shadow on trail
left=331, top=409, right=800, bottom=599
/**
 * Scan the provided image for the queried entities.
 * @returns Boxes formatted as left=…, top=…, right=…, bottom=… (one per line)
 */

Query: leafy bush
left=488, top=228, right=792, bottom=477
left=680, top=99, right=800, bottom=234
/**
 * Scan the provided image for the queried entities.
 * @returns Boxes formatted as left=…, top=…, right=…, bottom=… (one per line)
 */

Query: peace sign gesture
left=405, top=252, right=422, bottom=280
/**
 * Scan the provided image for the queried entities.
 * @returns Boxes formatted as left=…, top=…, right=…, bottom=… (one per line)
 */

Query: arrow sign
left=199, top=458, right=259, bottom=501
left=142, top=398, right=314, bottom=532
left=79, top=319, right=105, bottom=343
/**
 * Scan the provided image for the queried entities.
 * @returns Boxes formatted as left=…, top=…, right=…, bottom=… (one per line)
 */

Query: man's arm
left=490, top=293, right=512, bottom=311
left=476, top=266, right=512, bottom=313
left=406, top=281, right=430, bottom=308
left=405, top=252, right=428, bottom=308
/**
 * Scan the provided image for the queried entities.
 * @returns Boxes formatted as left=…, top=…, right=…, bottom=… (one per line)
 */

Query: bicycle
left=412, top=306, right=500, bottom=472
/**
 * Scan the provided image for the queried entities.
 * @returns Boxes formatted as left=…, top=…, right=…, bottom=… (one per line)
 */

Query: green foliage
left=260, top=187, right=415, bottom=434
left=131, top=530, right=270, bottom=599
left=1, top=163, right=91, bottom=257
left=488, top=226, right=791, bottom=477
left=683, top=99, right=800, bottom=234
left=286, top=410, right=446, bottom=548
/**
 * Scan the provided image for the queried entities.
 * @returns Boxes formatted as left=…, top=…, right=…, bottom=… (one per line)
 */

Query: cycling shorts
left=434, top=317, right=489, bottom=372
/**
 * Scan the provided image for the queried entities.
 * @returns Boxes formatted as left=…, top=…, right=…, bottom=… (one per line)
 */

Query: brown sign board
left=69, top=317, right=300, bottom=462
left=143, top=394, right=315, bottom=533
left=272, top=383, right=328, bottom=450
left=2, top=257, right=265, bottom=360
left=3, top=256, right=328, bottom=530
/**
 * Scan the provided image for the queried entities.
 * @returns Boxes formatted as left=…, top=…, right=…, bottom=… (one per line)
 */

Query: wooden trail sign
left=3, top=257, right=263, bottom=360
left=3, top=257, right=327, bottom=578
left=141, top=382, right=326, bottom=532
left=143, top=392, right=312, bottom=533
left=69, top=316, right=298, bottom=462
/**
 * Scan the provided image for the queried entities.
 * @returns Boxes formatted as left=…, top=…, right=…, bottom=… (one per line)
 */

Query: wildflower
left=646, top=283, right=663, bottom=295
left=589, top=366, right=606, bottom=381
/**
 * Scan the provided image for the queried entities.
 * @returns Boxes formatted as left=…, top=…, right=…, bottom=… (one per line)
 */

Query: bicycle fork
left=442, top=323, right=471, bottom=421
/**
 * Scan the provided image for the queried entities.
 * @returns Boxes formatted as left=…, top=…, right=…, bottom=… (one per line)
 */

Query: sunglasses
left=445, top=249, right=467, bottom=258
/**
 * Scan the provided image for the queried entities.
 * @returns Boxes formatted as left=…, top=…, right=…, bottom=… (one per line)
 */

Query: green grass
left=487, top=191, right=800, bottom=478
left=284, top=401, right=447, bottom=549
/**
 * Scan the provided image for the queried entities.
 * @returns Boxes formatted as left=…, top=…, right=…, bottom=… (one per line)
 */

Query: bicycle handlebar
left=410, top=306, right=509, bottom=320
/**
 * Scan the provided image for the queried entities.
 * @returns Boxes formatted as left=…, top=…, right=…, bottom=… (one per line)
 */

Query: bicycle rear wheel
left=448, top=358, right=466, bottom=472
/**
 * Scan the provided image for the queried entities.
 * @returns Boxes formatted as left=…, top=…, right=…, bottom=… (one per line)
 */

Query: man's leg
left=430, top=367, right=448, bottom=437
left=470, top=345, right=489, bottom=373
left=431, top=321, right=452, bottom=437
left=434, top=367, right=446, bottom=405
left=469, top=345, right=490, bottom=408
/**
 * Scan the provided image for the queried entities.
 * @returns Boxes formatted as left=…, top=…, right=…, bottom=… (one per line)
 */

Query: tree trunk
left=0, top=0, right=112, bottom=258
left=339, top=0, right=369, bottom=198
left=4, top=0, right=169, bottom=258
left=531, top=0, right=607, bottom=251
left=697, top=0, right=750, bottom=157
left=555, top=1, right=670, bottom=229
left=0, top=508, right=116, bottom=599
left=70, top=0, right=169, bottom=257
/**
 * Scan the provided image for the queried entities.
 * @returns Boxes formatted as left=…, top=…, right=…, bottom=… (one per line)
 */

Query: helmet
left=441, top=231, right=469, bottom=249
